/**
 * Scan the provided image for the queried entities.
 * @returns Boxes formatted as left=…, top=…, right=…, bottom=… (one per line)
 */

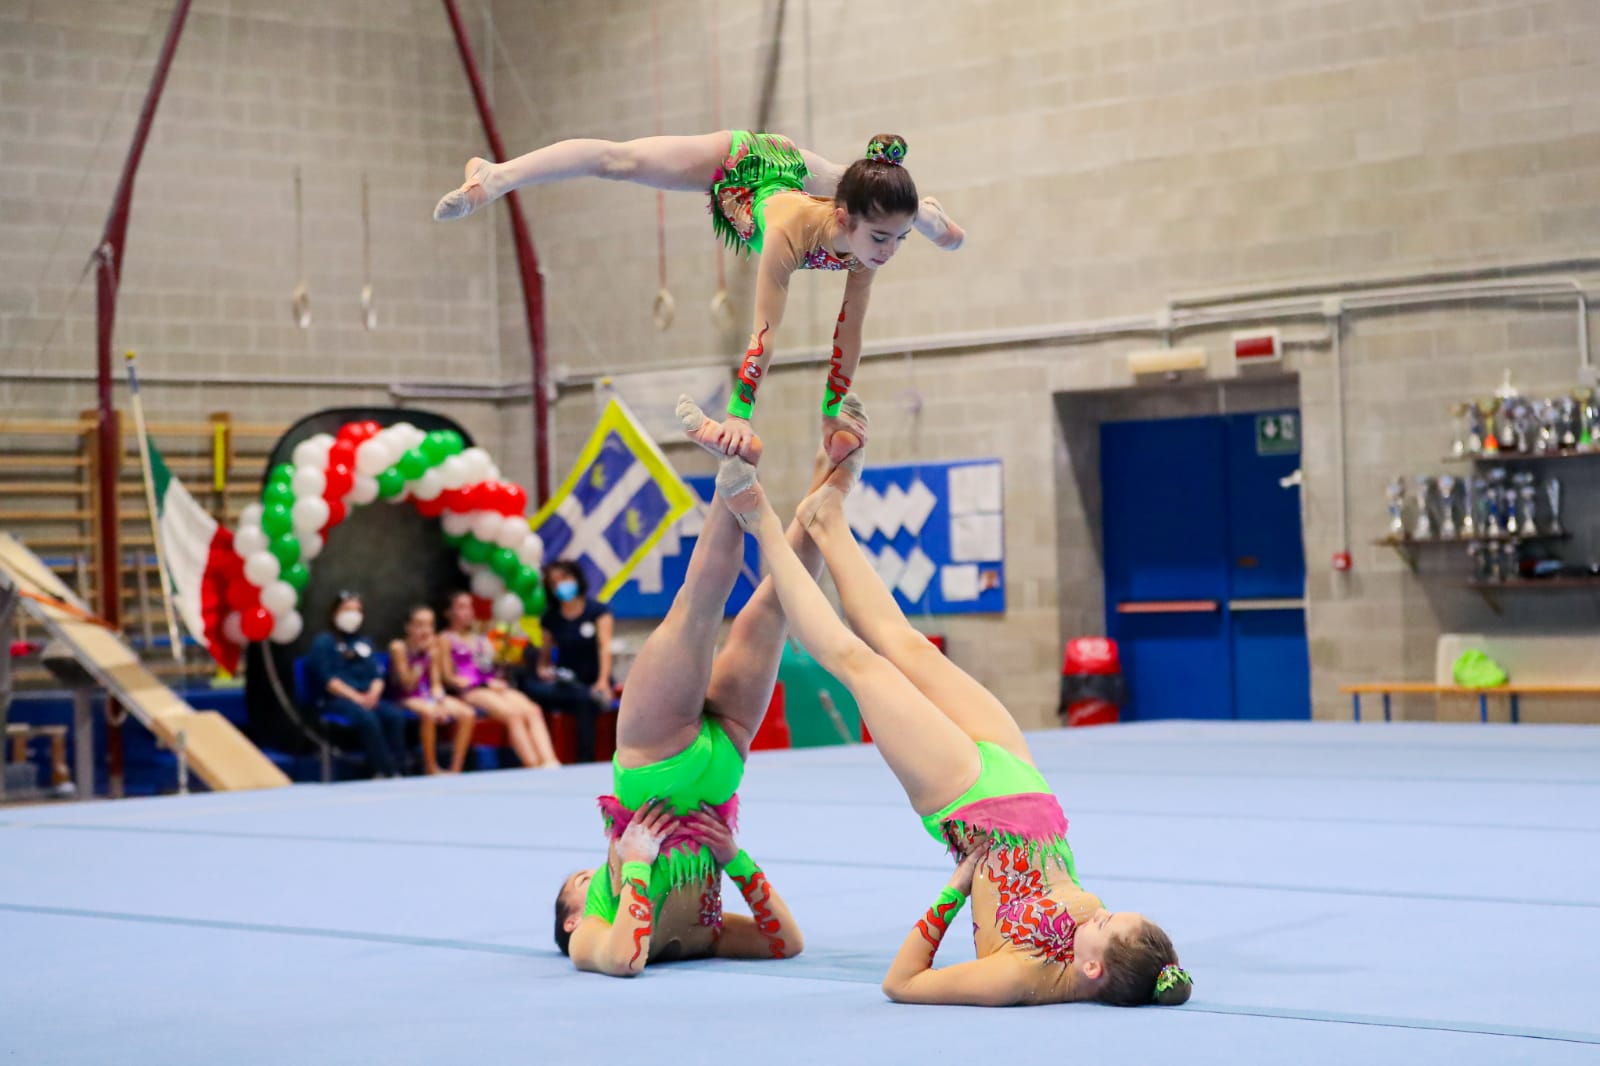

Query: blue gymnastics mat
left=2, top=721, right=1596, bottom=1065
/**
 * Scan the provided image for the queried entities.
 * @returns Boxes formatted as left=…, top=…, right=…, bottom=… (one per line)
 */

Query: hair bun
left=1152, top=963, right=1192, bottom=1004
left=864, top=133, right=907, bottom=166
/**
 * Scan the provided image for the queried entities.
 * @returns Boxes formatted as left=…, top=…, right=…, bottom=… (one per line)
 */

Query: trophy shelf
left=1465, top=575, right=1600, bottom=613
left=1376, top=532, right=1570, bottom=572
left=1444, top=448, right=1600, bottom=464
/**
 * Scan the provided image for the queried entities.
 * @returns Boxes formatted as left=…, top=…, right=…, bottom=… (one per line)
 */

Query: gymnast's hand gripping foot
left=434, top=130, right=963, bottom=463
left=715, top=428, right=1192, bottom=1008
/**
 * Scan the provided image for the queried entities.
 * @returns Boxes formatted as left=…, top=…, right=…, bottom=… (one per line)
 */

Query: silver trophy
left=1461, top=477, right=1480, bottom=538
left=1467, top=541, right=1490, bottom=581
left=1534, top=400, right=1561, bottom=454
left=1577, top=388, right=1597, bottom=452
left=1559, top=397, right=1579, bottom=450
left=1546, top=476, right=1563, bottom=535
left=1485, top=468, right=1508, bottom=538
left=1513, top=471, right=1537, bottom=536
left=1412, top=476, right=1435, bottom=540
left=1502, top=541, right=1520, bottom=583
left=1437, top=474, right=1458, bottom=538
left=1386, top=476, right=1407, bottom=538
left=1511, top=399, right=1535, bottom=454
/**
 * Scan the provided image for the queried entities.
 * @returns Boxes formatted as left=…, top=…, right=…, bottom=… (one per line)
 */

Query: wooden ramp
left=0, top=532, right=289, bottom=792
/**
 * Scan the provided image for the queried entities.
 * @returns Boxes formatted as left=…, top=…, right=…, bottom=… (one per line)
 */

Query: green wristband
left=726, top=392, right=754, bottom=420
left=620, top=861, right=652, bottom=891
left=935, top=885, right=967, bottom=914
left=724, top=850, right=759, bottom=878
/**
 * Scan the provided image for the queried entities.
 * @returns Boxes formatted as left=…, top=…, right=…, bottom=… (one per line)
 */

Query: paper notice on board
left=902, top=478, right=937, bottom=536
left=845, top=484, right=879, bottom=540
left=950, top=513, right=1004, bottom=562
left=948, top=462, right=1002, bottom=516
left=875, top=545, right=907, bottom=589
left=897, top=547, right=936, bottom=603
left=940, top=563, right=980, bottom=602
left=879, top=482, right=909, bottom=538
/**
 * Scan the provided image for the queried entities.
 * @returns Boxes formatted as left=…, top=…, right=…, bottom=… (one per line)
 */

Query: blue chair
left=292, top=651, right=392, bottom=780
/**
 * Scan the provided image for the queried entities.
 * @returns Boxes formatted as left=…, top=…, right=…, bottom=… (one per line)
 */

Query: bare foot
left=677, top=394, right=764, bottom=464
left=913, top=196, right=964, bottom=251
left=798, top=394, right=868, bottom=530
left=433, top=157, right=494, bottom=222
left=715, top=456, right=765, bottom=532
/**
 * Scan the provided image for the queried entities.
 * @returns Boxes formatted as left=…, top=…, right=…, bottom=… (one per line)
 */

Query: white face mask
left=334, top=609, right=364, bottom=634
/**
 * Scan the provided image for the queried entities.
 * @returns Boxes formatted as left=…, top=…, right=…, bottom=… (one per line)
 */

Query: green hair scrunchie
left=865, top=139, right=906, bottom=166
left=1154, top=962, right=1192, bottom=1000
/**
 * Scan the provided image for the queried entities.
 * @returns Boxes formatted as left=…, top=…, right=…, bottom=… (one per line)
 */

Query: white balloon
left=470, top=509, right=503, bottom=543
left=496, top=515, right=529, bottom=550
left=260, top=579, right=297, bottom=616
left=516, top=533, right=545, bottom=568
left=299, top=531, right=324, bottom=562
left=438, top=454, right=470, bottom=490
left=290, top=466, right=326, bottom=499
left=492, top=592, right=524, bottom=623
left=348, top=473, right=379, bottom=505
left=459, top=556, right=478, bottom=576
left=222, top=611, right=246, bottom=645
left=269, top=609, right=303, bottom=644
left=486, top=464, right=502, bottom=483
left=243, top=551, right=280, bottom=587
left=233, top=525, right=269, bottom=558
left=239, top=503, right=263, bottom=529
left=413, top=468, right=445, bottom=501
left=470, top=569, right=505, bottom=600
left=353, top=439, right=389, bottom=477
left=460, top=447, right=492, bottom=480
left=441, top=510, right=472, bottom=537
left=291, top=495, right=331, bottom=536
left=292, top=438, right=331, bottom=470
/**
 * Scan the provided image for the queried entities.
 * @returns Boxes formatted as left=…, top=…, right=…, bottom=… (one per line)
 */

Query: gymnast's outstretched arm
left=881, top=848, right=1027, bottom=1006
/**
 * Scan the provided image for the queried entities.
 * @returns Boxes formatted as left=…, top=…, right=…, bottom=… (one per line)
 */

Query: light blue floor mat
left=2, top=721, right=1596, bottom=1064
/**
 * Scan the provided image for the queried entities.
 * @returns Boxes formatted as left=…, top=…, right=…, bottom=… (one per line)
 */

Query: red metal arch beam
left=440, top=0, right=552, bottom=505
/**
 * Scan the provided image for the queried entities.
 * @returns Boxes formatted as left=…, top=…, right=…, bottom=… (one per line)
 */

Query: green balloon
left=269, top=463, right=294, bottom=485
left=263, top=480, right=294, bottom=507
left=269, top=532, right=300, bottom=569
left=283, top=562, right=310, bottom=591
left=397, top=447, right=428, bottom=480
left=441, top=531, right=466, bottom=550
left=440, top=430, right=465, bottom=456
left=261, top=502, right=292, bottom=537
left=490, top=547, right=519, bottom=579
left=461, top=535, right=493, bottom=564
left=508, top=565, right=539, bottom=597
left=377, top=467, right=405, bottom=498
left=421, top=433, right=449, bottom=464
left=521, top=582, right=547, bottom=618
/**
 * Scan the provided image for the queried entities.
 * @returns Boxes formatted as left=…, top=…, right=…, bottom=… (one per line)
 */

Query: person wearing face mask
left=306, top=591, right=410, bottom=779
left=521, top=561, right=614, bottom=763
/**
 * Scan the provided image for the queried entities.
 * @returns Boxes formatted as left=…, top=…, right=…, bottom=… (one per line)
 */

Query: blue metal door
left=1100, top=411, right=1309, bottom=720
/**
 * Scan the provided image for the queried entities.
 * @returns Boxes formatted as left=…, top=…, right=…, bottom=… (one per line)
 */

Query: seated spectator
left=521, top=560, right=614, bottom=762
left=439, top=590, right=560, bottom=769
left=307, top=591, right=408, bottom=779
left=389, top=605, right=476, bottom=775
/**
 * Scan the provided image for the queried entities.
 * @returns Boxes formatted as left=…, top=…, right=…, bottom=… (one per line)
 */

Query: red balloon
left=241, top=606, right=274, bottom=642
left=321, top=499, right=347, bottom=532
left=360, top=420, right=382, bottom=439
left=328, top=439, right=357, bottom=467
left=415, top=495, right=446, bottom=518
left=472, top=595, right=493, bottom=621
left=226, top=577, right=260, bottom=612
left=325, top=462, right=354, bottom=499
left=439, top=488, right=467, bottom=512
left=504, top=484, right=527, bottom=515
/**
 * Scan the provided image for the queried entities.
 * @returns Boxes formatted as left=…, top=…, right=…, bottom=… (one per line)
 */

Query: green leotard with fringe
left=707, top=130, right=810, bottom=257
left=921, top=741, right=1081, bottom=886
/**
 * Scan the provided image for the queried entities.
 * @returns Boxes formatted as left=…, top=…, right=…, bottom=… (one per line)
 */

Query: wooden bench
left=1340, top=682, right=1600, bottom=723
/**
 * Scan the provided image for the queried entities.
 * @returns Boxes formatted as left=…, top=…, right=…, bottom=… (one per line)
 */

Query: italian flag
left=148, top=440, right=239, bottom=672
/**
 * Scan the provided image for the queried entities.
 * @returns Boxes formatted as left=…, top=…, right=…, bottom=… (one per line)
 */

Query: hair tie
left=1153, top=963, right=1191, bottom=1000
left=865, top=139, right=905, bottom=166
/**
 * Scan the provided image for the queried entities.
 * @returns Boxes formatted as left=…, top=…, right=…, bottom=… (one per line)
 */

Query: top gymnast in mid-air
left=433, top=129, right=964, bottom=463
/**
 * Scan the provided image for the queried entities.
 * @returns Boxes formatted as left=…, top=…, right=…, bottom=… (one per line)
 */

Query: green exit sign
left=1256, top=413, right=1299, bottom=455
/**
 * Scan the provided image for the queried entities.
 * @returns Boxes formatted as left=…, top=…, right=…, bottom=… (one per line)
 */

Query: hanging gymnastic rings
left=709, top=288, right=733, bottom=331
left=290, top=283, right=311, bottom=329
left=652, top=287, right=676, bottom=331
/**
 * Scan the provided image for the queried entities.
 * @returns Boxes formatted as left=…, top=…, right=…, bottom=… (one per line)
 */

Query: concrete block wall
left=1, top=0, right=504, bottom=451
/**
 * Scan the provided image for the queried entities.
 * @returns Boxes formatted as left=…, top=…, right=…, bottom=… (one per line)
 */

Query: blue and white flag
left=529, top=398, right=696, bottom=602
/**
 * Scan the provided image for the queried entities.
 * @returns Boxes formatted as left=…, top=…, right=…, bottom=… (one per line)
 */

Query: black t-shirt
left=542, top=600, right=609, bottom=685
